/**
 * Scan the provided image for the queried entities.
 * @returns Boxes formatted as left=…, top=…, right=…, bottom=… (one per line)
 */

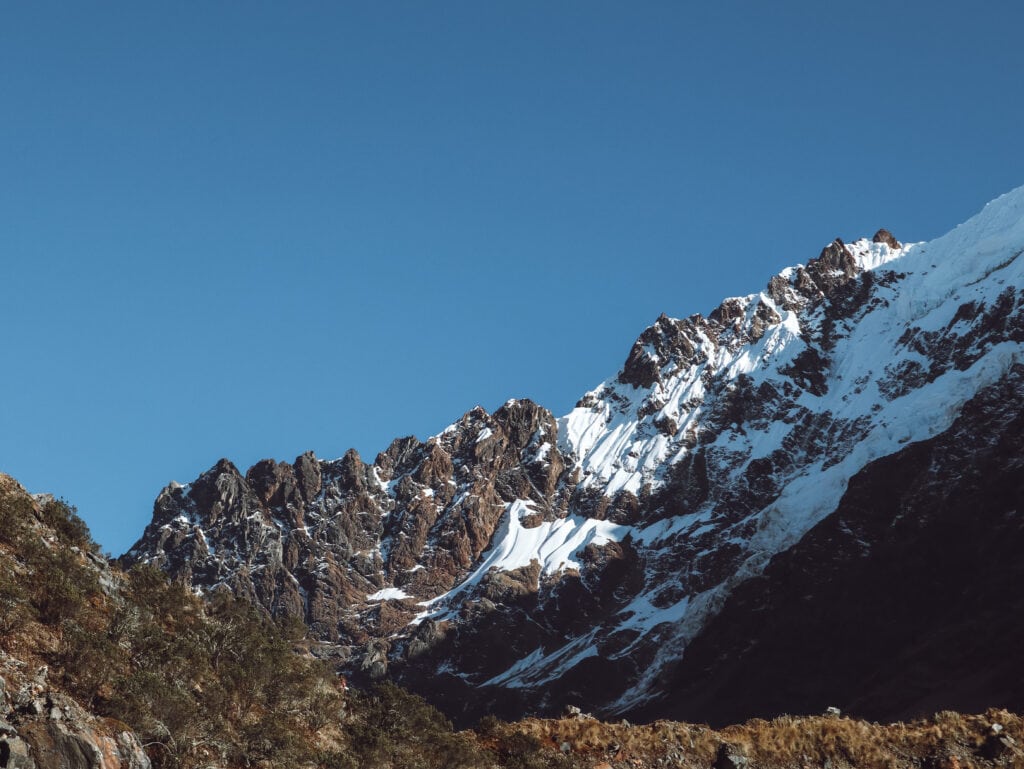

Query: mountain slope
left=636, top=361, right=1024, bottom=725
left=125, top=186, right=1024, bottom=724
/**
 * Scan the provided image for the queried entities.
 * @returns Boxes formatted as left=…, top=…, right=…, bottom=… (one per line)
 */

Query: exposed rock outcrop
left=0, top=680, right=150, bottom=769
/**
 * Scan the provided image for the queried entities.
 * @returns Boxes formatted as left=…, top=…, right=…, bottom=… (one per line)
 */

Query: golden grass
left=483, top=708, right=1023, bottom=768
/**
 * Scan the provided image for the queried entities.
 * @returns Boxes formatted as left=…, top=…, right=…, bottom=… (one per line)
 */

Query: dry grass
left=482, top=709, right=1024, bottom=768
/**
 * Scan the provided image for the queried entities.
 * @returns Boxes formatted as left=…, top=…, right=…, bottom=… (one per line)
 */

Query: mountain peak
left=872, top=228, right=901, bottom=248
left=125, top=187, right=1024, bottom=726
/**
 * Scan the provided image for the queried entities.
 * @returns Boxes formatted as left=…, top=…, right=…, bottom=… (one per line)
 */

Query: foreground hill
left=124, top=187, right=1024, bottom=725
left=0, top=473, right=352, bottom=768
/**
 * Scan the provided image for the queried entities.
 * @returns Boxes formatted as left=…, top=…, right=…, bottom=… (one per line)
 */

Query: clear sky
left=2, top=2, right=1022, bottom=554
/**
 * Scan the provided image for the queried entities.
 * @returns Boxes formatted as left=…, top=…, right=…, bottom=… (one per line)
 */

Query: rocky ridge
left=125, top=186, right=1024, bottom=724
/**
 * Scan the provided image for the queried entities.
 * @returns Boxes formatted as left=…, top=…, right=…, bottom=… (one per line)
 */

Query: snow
left=415, top=500, right=631, bottom=622
left=533, top=442, right=551, bottom=462
left=366, top=587, right=410, bottom=602
left=482, top=647, right=546, bottom=686
left=483, top=632, right=600, bottom=688
left=561, top=186, right=1024, bottom=522
left=606, top=592, right=692, bottom=660
left=848, top=237, right=906, bottom=272
left=485, top=500, right=631, bottom=575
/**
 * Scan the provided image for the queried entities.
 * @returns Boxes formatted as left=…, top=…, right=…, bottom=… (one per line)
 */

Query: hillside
left=0, top=473, right=355, bottom=768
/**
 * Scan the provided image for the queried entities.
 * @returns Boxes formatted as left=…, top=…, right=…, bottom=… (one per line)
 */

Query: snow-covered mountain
left=124, top=187, right=1024, bottom=725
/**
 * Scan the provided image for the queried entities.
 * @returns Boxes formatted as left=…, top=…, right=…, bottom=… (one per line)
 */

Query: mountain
left=124, top=186, right=1024, bottom=726
left=8, top=473, right=1023, bottom=769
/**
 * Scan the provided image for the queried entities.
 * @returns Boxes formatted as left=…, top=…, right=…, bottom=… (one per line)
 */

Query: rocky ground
left=0, top=662, right=150, bottom=769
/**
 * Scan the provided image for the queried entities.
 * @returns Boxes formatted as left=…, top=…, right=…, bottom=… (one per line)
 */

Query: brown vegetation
left=482, top=709, right=1024, bottom=768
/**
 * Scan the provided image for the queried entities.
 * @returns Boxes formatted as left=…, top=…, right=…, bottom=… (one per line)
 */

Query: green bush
left=0, top=488, right=34, bottom=546
left=58, top=618, right=121, bottom=707
left=95, top=567, right=348, bottom=769
left=40, top=497, right=95, bottom=550
left=344, top=682, right=481, bottom=769
left=32, top=546, right=100, bottom=624
left=316, top=749, right=360, bottom=769
left=0, top=562, right=32, bottom=638
left=493, top=731, right=549, bottom=769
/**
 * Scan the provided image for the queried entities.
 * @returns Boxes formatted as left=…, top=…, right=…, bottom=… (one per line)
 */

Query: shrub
left=344, top=682, right=481, bottom=769
left=0, top=487, right=34, bottom=546
left=32, top=546, right=100, bottom=624
left=58, top=618, right=121, bottom=707
left=40, top=497, right=95, bottom=550
left=0, top=562, right=32, bottom=638
left=493, top=731, right=549, bottom=769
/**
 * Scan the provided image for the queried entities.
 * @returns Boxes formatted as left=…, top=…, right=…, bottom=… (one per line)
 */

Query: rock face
left=125, top=186, right=1024, bottom=725
left=0, top=681, right=151, bottom=769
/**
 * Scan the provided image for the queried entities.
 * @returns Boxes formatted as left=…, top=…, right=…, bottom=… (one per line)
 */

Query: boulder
left=715, top=743, right=749, bottom=769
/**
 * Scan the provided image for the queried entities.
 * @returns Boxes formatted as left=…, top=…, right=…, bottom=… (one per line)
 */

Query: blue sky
left=2, top=2, right=1022, bottom=554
